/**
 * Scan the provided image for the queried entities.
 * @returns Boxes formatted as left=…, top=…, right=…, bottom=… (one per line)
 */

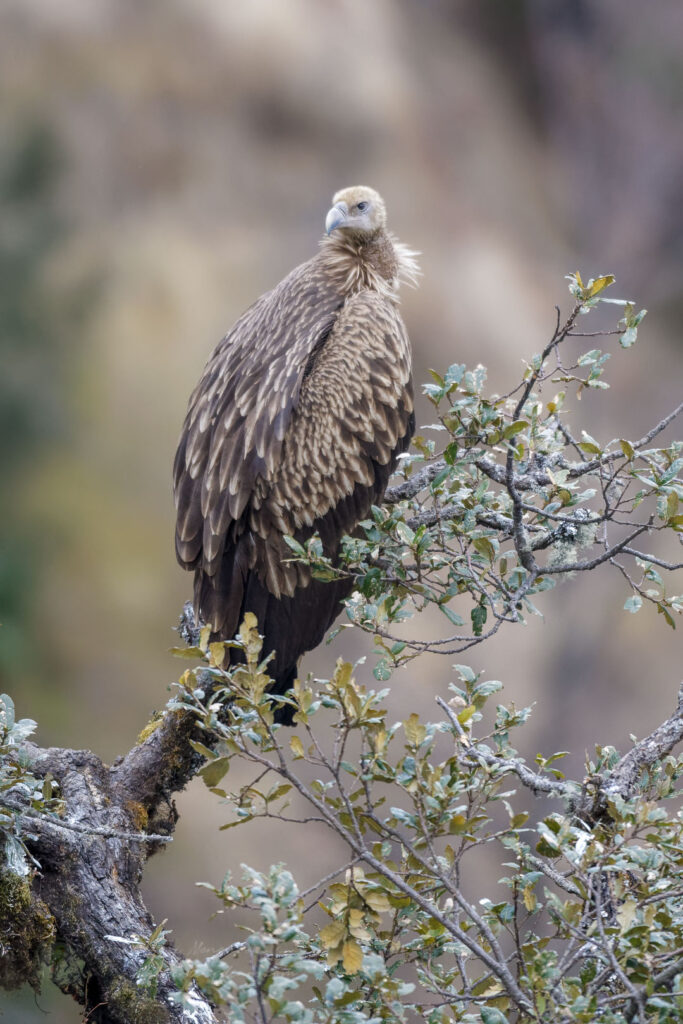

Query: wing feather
left=266, top=290, right=413, bottom=544
left=174, top=257, right=344, bottom=575
left=174, top=254, right=414, bottom=639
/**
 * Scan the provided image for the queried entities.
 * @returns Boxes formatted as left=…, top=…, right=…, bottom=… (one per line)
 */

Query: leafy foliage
left=160, top=618, right=683, bottom=1023
left=0, top=693, right=62, bottom=877
left=287, top=275, right=681, bottom=677
left=142, top=276, right=681, bottom=1023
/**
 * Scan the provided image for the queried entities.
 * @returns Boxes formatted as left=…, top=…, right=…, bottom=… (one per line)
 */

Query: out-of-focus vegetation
left=0, top=123, right=71, bottom=689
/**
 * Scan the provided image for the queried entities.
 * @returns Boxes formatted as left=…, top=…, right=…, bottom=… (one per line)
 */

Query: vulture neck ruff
left=319, top=228, right=420, bottom=300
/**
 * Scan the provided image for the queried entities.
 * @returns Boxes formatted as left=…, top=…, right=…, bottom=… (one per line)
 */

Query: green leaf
left=445, top=363, right=466, bottom=386
left=283, top=535, right=307, bottom=557
left=454, top=664, right=477, bottom=683
left=198, top=756, right=231, bottom=788
left=395, top=521, right=415, bottom=545
left=311, top=565, right=339, bottom=582
left=578, top=431, right=601, bottom=455
left=624, top=595, right=642, bottom=614
left=189, top=739, right=218, bottom=760
left=473, top=679, right=503, bottom=699
left=503, top=420, right=528, bottom=440
left=373, top=659, right=392, bottom=681
left=267, top=784, right=292, bottom=802
left=481, top=1009, right=509, bottom=1024
left=619, top=326, right=638, bottom=348
left=657, top=603, right=676, bottom=629
left=471, top=603, right=487, bottom=637
left=473, top=537, right=496, bottom=565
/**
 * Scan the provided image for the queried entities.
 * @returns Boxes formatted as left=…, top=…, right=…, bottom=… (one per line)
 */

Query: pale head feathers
left=322, top=185, right=420, bottom=298
left=325, top=186, right=387, bottom=238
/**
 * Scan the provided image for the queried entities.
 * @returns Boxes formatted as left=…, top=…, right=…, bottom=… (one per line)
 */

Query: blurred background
left=2, top=1, right=681, bottom=1020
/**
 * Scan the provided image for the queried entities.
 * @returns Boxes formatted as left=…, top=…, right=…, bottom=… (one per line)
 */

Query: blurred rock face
left=1, top=3, right=681, bottom=1019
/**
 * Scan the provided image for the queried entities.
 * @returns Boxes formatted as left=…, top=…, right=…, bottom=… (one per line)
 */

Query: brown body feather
left=174, top=188, right=417, bottom=703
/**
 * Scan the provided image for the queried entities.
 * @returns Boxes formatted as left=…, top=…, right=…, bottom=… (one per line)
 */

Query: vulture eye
left=357, top=201, right=369, bottom=212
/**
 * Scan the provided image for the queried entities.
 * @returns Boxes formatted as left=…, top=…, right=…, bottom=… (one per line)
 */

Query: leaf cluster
left=0, top=693, right=62, bottom=877
left=158, top=617, right=683, bottom=1023
left=284, top=275, right=681, bottom=682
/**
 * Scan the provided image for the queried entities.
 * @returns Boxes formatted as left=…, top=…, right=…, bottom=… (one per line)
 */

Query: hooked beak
left=325, top=201, right=348, bottom=235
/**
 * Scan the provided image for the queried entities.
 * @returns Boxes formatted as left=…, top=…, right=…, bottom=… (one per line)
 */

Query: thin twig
left=436, top=697, right=575, bottom=800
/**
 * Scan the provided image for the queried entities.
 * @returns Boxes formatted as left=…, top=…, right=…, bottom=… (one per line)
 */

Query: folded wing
left=173, top=262, right=413, bottom=689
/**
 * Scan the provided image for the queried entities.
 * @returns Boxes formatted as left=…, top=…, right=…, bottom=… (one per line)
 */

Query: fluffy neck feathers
left=319, top=229, right=420, bottom=299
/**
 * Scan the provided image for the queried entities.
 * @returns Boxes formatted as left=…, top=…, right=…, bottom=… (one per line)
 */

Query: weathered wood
left=17, top=684, right=218, bottom=1022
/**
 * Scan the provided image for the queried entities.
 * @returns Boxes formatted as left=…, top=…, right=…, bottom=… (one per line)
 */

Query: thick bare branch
left=598, top=682, right=683, bottom=808
left=16, top=741, right=218, bottom=1023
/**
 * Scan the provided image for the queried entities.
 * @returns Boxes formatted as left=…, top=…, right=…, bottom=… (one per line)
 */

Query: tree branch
left=15, top=669, right=218, bottom=1022
left=597, top=682, right=683, bottom=809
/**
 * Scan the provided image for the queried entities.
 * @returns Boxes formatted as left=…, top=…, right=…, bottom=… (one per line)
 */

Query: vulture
left=173, top=186, right=418, bottom=703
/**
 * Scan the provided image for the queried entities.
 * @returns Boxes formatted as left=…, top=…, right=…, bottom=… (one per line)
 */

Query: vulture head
left=325, top=185, right=387, bottom=239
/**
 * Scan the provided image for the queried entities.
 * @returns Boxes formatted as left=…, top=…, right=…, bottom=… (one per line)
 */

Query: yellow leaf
left=335, top=660, right=353, bottom=687
left=347, top=909, right=372, bottom=941
left=471, top=976, right=504, bottom=997
left=249, top=673, right=270, bottom=700
left=329, top=883, right=349, bottom=904
left=320, top=921, right=346, bottom=949
left=326, top=942, right=344, bottom=966
left=242, top=612, right=258, bottom=631
left=404, top=713, right=426, bottom=746
left=290, top=735, right=304, bottom=759
left=342, top=938, right=363, bottom=974
left=522, top=884, right=537, bottom=912
left=343, top=685, right=361, bottom=719
left=617, top=897, right=637, bottom=932
left=457, top=704, right=476, bottom=727
left=667, top=491, right=679, bottom=520
left=449, top=813, right=468, bottom=834
left=364, top=891, right=391, bottom=914
left=199, top=625, right=211, bottom=650
left=178, top=669, right=197, bottom=690
left=209, top=642, right=226, bottom=667
left=371, top=729, right=387, bottom=756
left=238, top=613, right=263, bottom=665
left=588, top=274, right=615, bottom=297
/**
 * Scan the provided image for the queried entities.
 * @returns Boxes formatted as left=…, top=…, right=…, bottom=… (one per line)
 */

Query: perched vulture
left=173, top=186, right=418, bottom=701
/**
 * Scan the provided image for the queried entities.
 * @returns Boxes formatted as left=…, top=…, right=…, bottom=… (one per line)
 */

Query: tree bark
left=8, top=610, right=219, bottom=1022
left=17, top=717, right=216, bottom=1023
